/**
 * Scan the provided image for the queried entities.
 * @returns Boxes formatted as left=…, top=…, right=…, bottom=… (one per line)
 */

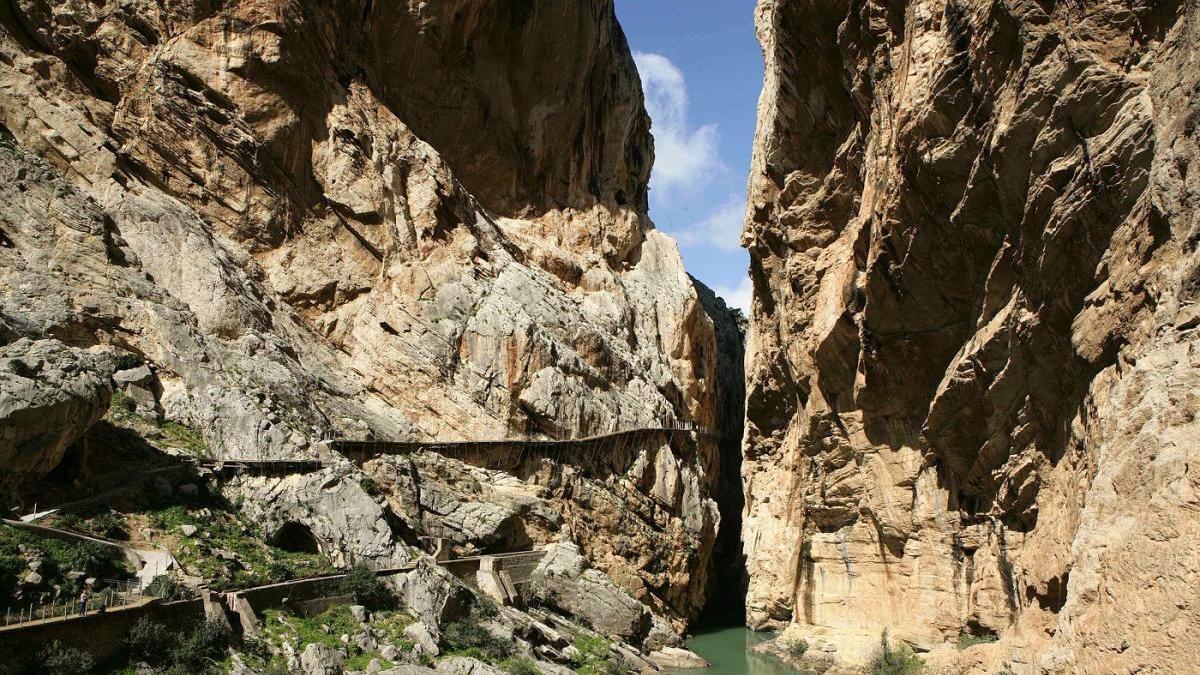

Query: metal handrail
left=2, top=578, right=154, bottom=628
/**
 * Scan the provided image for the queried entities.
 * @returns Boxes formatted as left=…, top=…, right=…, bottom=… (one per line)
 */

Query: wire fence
left=2, top=578, right=152, bottom=628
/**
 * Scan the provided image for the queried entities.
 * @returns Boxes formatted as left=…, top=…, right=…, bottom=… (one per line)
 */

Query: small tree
left=146, top=574, right=188, bottom=601
left=339, top=563, right=396, bottom=610
left=868, top=630, right=924, bottom=675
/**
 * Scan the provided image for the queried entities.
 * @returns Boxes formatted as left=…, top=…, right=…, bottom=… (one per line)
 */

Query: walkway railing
left=2, top=579, right=151, bottom=628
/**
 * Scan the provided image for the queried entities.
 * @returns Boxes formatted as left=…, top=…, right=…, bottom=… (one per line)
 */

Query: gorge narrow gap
left=693, top=279, right=750, bottom=628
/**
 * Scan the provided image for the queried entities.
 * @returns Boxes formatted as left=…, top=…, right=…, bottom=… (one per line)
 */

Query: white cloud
left=674, top=193, right=746, bottom=251
left=634, top=52, right=724, bottom=201
left=713, top=276, right=753, bottom=314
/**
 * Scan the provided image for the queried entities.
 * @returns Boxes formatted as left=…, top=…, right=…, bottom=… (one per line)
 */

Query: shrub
left=443, top=616, right=515, bottom=662
left=126, top=617, right=170, bottom=664
left=957, top=630, right=999, bottom=650
left=868, top=630, right=924, bottom=675
left=170, top=618, right=231, bottom=669
left=572, top=634, right=626, bottom=675
left=788, top=638, right=809, bottom=657
left=30, top=641, right=94, bottom=675
left=359, top=476, right=382, bottom=496
left=340, top=563, right=396, bottom=610
left=476, top=596, right=501, bottom=619
left=146, top=574, right=188, bottom=601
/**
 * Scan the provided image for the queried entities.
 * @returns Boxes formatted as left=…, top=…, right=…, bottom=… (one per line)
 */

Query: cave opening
left=269, top=521, right=321, bottom=554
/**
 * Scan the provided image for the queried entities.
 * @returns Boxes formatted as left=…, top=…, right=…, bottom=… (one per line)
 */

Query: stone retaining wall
left=0, top=598, right=204, bottom=668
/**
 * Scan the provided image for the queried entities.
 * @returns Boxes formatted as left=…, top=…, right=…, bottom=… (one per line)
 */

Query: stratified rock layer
left=742, top=0, right=1199, bottom=671
left=0, top=0, right=725, bottom=622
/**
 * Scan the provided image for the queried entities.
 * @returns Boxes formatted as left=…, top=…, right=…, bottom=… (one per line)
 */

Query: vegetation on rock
left=867, top=631, right=924, bottom=675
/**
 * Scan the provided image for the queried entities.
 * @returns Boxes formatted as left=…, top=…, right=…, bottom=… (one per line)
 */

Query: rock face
left=365, top=439, right=719, bottom=624
left=0, top=0, right=727, bottom=625
left=0, top=338, right=114, bottom=489
left=524, top=542, right=650, bottom=642
left=742, top=0, right=1200, bottom=671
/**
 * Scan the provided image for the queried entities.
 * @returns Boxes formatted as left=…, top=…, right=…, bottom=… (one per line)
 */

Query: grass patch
left=501, top=656, right=543, bottom=675
left=371, top=609, right=417, bottom=651
left=55, top=509, right=128, bottom=540
left=257, top=605, right=400, bottom=671
left=868, top=630, right=924, bottom=675
left=152, top=504, right=333, bottom=591
left=262, top=605, right=361, bottom=651
left=346, top=652, right=393, bottom=671
left=572, top=633, right=628, bottom=675
left=161, top=421, right=209, bottom=457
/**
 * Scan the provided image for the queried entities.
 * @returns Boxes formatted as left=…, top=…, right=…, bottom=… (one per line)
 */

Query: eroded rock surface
left=742, top=0, right=1200, bottom=671
left=0, top=338, right=114, bottom=489
left=0, top=0, right=729, bottom=628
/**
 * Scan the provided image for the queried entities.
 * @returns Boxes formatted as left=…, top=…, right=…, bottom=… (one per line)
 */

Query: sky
left=615, top=0, right=763, bottom=313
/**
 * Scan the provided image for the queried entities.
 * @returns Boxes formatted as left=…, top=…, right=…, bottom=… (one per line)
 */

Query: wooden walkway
left=330, top=425, right=711, bottom=470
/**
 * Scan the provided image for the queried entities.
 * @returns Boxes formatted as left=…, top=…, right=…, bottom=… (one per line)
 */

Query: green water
left=665, top=625, right=803, bottom=675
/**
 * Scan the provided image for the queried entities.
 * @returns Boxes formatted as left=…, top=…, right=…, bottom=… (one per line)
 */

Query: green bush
left=170, top=618, right=231, bottom=669
left=30, top=641, right=94, bottom=675
left=476, top=596, right=501, bottom=619
left=788, top=638, right=809, bottom=657
left=359, top=476, right=382, bottom=496
left=146, top=574, right=189, bottom=601
left=572, top=634, right=627, bottom=675
left=126, top=617, right=170, bottom=664
left=868, top=630, right=924, bottom=675
left=443, top=616, right=515, bottom=662
left=339, top=563, right=396, bottom=610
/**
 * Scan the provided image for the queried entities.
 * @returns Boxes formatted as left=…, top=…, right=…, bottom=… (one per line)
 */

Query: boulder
left=524, top=543, right=648, bottom=642
left=403, top=621, right=440, bottom=656
left=0, top=339, right=114, bottom=486
left=433, top=657, right=502, bottom=675
left=112, top=365, right=159, bottom=417
left=299, top=643, right=344, bottom=675
left=647, top=647, right=709, bottom=670
left=394, top=560, right=472, bottom=630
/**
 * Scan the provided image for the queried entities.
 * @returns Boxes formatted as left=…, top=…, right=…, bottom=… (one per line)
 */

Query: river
left=664, top=624, right=803, bottom=675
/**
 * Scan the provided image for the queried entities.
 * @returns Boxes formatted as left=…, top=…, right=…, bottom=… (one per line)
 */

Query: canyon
left=1, top=0, right=1198, bottom=673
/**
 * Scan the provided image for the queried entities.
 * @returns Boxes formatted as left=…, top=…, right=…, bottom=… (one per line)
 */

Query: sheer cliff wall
left=0, top=0, right=738, bottom=625
left=741, top=0, right=1199, bottom=671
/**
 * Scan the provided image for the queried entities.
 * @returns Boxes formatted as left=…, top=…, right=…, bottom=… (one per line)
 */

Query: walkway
left=2, top=547, right=545, bottom=632
left=330, top=424, right=712, bottom=467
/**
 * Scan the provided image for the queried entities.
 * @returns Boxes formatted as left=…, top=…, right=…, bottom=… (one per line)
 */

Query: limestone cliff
left=0, top=0, right=725, bottom=626
left=742, top=0, right=1199, bottom=671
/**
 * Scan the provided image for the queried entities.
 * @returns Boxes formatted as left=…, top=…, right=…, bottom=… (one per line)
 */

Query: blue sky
left=615, top=0, right=762, bottom=312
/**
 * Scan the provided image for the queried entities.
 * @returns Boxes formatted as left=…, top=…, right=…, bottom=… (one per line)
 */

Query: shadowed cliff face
left=0, top=0, right=733, bottom=626
left=742, top=0, right=1200, bottom=670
